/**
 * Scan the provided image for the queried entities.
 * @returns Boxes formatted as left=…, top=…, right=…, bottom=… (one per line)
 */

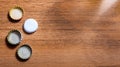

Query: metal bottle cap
left=9, top=6, right=23, bottom=20
left=23, top=18, right=38, bottom=33
left=17, top=45, right=32, bottom=60
left=7, top=30, right=22, bottom=45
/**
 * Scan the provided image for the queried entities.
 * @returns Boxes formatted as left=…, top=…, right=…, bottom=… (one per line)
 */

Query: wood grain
left=0, top=0, right=120, bottom=67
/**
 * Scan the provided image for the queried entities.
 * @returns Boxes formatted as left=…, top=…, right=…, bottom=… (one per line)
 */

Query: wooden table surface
left=0, top=0, right=120, bottom=67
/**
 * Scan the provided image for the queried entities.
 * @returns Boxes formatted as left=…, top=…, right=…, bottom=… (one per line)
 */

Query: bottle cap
left=17, top=45, right=32, bottom=60
left=23, top=18, right=38, bottom=33
left=7, top=30, right=22, bottom=45
left=9, top=6, right=23, bottom=20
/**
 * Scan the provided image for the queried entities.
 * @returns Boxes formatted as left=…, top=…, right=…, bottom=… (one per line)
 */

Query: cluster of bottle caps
left=6, top=6, right=38, bottom=61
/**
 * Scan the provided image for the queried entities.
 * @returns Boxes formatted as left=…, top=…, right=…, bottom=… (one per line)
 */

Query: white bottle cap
left=7, top=30, right=22, bottom=45
left=23, top=18, right=38, bottom=33
left=9, top=6, right=23, bottom=20
left=17, top=45, right=32, bottom=60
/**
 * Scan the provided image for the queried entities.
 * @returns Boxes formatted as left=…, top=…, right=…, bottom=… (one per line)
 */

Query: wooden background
left=0, top=0, right=120, bottom=67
